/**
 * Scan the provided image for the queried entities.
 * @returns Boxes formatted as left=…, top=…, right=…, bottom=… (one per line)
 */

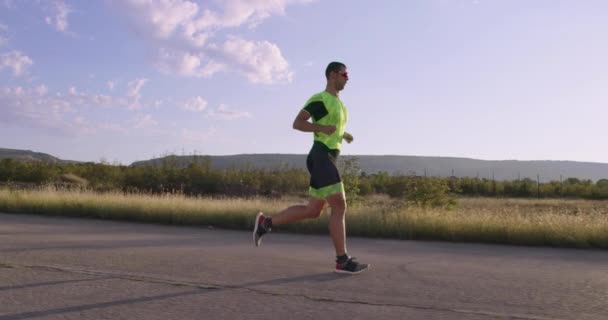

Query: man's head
left=325, top=61, right=348, bottom=91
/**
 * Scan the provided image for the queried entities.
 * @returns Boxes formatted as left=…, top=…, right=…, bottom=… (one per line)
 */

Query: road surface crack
left=0, top=261, right=565, bottom=320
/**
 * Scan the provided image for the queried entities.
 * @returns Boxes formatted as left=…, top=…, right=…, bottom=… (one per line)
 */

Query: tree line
left=1, top=157, right=608, bottom=201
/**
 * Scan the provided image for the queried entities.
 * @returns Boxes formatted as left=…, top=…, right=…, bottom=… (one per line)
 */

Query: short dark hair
left=325, top=61, right=346, bottom=80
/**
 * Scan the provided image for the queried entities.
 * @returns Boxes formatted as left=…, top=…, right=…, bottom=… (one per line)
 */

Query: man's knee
left=327, top=192, right=347, bottom=213
left=306, top=207, right=323, bottom=219
left=305, top=199, right=325, bottom=218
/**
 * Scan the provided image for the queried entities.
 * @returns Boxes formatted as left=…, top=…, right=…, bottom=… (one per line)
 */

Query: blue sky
left=1, top=0, right=607, bottom=165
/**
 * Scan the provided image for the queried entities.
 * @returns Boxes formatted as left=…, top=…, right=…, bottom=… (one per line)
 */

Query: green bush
left=404, top=176, right=456, bottom=208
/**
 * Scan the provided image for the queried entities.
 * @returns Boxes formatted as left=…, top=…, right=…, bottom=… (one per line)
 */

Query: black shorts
left=306, top=142, right=344, bottom=198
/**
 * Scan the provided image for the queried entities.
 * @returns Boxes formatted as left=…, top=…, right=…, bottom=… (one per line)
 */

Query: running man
left=253, top=61, right=369, bottom=275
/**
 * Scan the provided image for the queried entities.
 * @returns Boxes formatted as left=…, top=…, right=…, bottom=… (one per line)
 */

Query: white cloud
left=197, top=0, right=314, bottom=29
left=72, top=116, right=96, bottom=135
left=107, top=81, right=116, bottom=91
left=91, top=94, right=125, bottom=107
left=199, top=60, right=225, bottom=77
left=45, top=0, right=72, bottom=33
left=127, top=78, right=148, bottom=110
left=0, top=86, right=76, bottom=135
left=180, top=97, right=251, bottom=119
left=114, top=0, right=312, bottom=45
left=187, top=2, right=273, bottom=30
left=155, top=48, right=227, bottom=78
left=111, top=0, right=308, bottom=83
left=35, top=85, right=48, bottom=96
left=0, top=84, right=137, bottom=136
left=0, top=51, right=33, bottom=76
left=114, top=0, right=206, bottom=46
left=208, top=104, right=251, bottom=120
left=221, top=36, right=292, bottom=84
left=182, top=96, right=208, bottom=112
left=62, top=85, right=127, bottom=109
left=127, top=78, right=148, bottom=97
left=156, top=48, right=201, bottom=76
left=133, top=113, right=158, bottom=129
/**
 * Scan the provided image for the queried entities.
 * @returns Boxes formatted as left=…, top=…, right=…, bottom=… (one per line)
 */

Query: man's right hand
left=319, top=125, right=337, bottom=135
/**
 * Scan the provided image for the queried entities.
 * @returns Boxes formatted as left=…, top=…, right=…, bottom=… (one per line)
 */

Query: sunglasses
left=338, top=71, right=349, bottom=79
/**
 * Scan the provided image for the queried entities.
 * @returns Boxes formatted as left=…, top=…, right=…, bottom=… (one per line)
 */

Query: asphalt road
left=1, top=213, right=607, bottom=320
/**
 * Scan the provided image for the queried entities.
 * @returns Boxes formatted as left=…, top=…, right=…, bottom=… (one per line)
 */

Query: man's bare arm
left=293, top=110, right=335, bottom=135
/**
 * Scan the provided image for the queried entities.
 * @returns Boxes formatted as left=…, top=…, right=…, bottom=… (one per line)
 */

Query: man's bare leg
left=271, top=197, right=326, bottom=225
left=326, top=192, right=347, bottom=256
left=254, top=197, right=325, bottom=247
left=325, top=191, right=369, bottom=274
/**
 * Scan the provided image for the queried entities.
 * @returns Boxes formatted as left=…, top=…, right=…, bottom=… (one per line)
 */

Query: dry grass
left=1, top=188, right=607, bottom=249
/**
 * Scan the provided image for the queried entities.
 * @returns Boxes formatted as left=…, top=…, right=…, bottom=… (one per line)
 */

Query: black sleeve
left=303, top=101, right=329, bottom=121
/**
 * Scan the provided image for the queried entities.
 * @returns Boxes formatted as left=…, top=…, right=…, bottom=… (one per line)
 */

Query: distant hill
left=3, top=147, right=607, bottom=182
left=0, top=148, right=73, bottom=164
left=131, top=154, right=608, bottom=182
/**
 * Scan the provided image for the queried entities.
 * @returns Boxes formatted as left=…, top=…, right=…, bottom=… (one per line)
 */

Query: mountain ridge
left=131, top=153, right=608, bottom=182
left=2, top=148, right=607, bottom=182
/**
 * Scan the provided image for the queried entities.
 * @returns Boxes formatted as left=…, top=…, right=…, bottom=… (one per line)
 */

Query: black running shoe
left=335, top=256, right=370, bottom=274
left=253, top=212, right=269, bottom=247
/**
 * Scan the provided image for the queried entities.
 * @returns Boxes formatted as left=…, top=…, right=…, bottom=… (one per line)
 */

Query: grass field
left=1, top=187, right=607, bottom=249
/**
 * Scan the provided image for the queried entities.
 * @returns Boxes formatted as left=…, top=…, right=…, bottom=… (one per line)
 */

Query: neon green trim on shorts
left=309, top=182, right=345, bottom=199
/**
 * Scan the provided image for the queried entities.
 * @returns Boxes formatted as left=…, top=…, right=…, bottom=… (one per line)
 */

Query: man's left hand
left=343, top=132, right=354, bottom=144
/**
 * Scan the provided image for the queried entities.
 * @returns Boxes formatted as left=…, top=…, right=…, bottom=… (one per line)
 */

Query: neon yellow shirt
left=302, top=91, right=348, bottom=150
